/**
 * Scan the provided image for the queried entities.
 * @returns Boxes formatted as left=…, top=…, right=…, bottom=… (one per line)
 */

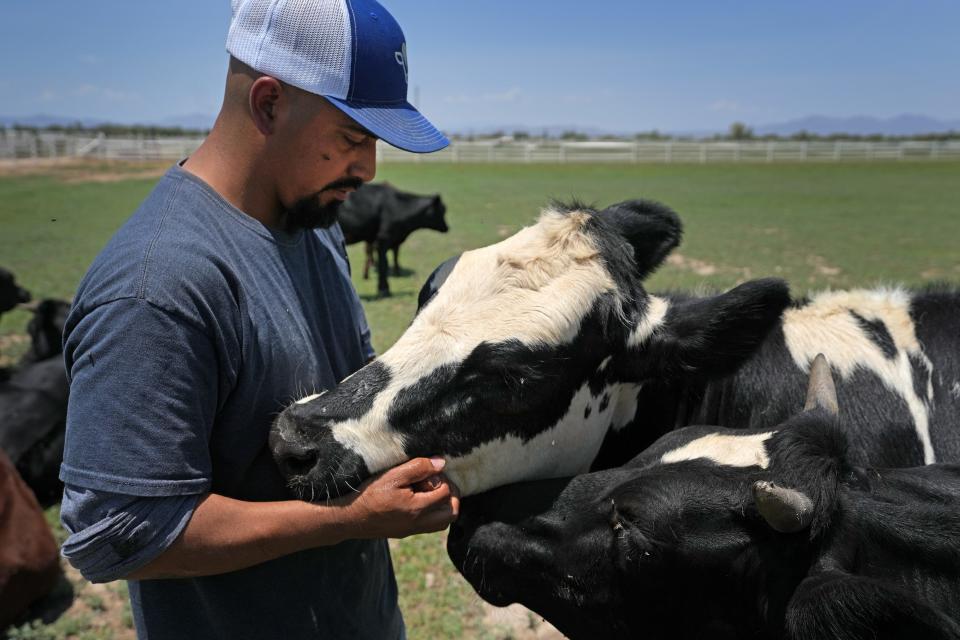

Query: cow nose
left=270, top=430, right=320, bottom=478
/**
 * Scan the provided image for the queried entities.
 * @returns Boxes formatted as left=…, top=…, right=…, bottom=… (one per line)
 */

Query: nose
left=269, top=426, right=320, bottom=478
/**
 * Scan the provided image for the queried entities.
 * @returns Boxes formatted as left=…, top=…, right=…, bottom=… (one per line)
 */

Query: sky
left=1, top=0, right=958, bottom=133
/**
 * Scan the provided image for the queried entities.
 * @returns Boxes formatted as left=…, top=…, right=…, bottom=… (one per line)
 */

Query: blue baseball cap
left=227, top=0, right=449, bottom=154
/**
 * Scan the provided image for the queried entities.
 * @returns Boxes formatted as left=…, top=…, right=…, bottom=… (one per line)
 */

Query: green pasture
left=1, top=160, right=959, bottom=638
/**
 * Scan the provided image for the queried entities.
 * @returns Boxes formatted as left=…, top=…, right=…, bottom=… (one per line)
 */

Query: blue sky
left=1, top=0, right=957, bottom=132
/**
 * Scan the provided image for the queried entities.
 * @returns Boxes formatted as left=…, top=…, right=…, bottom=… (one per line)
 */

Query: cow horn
left=803, top=353, right=838, bottom=416
left=752, top=481, right=814, bottom=533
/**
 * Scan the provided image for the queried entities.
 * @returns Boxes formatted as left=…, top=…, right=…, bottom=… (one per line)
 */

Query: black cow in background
left=0, top=278, right=70, bottom=507
left=337, top=183, right=448, bottom=297
left=0, top=267, right=31, bottom=314
left=449, top=356, right=960, bottom=639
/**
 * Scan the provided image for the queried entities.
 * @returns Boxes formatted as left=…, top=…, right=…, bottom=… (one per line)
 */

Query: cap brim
left=325, top=97, right=449, bottom=154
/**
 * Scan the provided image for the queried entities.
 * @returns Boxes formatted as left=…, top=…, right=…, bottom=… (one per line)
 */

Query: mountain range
left=2, top=113, right=958, bottom=137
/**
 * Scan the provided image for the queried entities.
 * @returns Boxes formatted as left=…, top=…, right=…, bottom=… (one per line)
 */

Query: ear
left=598, top=199, right=682, bottom=279
left=416, top=254, right=461, bottom=313
left=249, top=76, right=284, bottom=135
left=803, top=353, right=839, bottom=415
left=753, top=481, right=814, bottom=533
left=619, top=278, right=791, bottom=380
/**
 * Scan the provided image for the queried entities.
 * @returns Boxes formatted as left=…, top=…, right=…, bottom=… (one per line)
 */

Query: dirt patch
left=0, top=334, right=29, bottom=367
left=805, top=254, right=842, bottom=280
left=666, top=252, right=753, bottom=280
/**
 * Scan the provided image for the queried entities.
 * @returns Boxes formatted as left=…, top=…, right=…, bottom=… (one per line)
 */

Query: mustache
left=321, top=177, right=364, bottom=193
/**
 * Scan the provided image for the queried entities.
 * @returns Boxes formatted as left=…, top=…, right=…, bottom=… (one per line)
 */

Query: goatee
left=283, top=177, right=364, bottom=232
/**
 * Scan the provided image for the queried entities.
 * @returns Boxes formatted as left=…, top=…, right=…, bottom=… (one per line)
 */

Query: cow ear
left=598, top=200, right=682, bottom=279
left=416, top=254, right=461, bottom=313
left=620, top=278, right=791, bottom=381
left=753, top=481, right=814, bottom=533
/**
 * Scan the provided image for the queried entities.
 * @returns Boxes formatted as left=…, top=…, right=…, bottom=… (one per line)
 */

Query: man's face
left=273, top=92, right=378, bottom=231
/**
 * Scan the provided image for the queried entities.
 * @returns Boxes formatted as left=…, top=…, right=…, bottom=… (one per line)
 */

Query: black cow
left=448, top=357, right=960, bottom=640
left=0, top=267, right=31, bottom=314
left=336, top=183, right=448, bottom=297
left=0, top=299, right=70, bottom=506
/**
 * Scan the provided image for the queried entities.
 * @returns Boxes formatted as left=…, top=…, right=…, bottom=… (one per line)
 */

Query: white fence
left=2, top=130, right=959, bottom=163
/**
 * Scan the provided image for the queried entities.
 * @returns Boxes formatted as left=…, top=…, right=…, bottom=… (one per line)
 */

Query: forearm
left=127, top=493, right=356, bottom=580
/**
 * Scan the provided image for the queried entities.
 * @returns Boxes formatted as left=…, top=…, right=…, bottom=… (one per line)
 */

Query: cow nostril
left=275, top=441, right=320, bottom=477
left=283, top=449, right=318, bottom=477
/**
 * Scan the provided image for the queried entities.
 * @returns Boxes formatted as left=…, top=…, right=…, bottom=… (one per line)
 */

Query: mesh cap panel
left=226, top=0, right=353, bottom=98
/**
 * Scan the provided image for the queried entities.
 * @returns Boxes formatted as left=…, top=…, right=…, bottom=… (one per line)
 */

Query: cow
left=0, top=450, right=61, bottom=630
left=270, top=199, right=793, bottom=498
left=0, top=299, right=71, bottom=506
left=589, top=283, right=960, bottom=471
left=447, top=356, right=960, bottom=640
left=336, top=183, right=448, bottom=297
left=0, top=267, right=31, bottom=315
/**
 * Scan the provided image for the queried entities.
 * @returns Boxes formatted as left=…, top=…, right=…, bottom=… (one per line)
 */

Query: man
left=58, top=1, right=457, bottom=638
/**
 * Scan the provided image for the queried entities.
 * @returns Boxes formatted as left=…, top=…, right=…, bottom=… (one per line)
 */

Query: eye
left=343, top=134, right=364, bottom=149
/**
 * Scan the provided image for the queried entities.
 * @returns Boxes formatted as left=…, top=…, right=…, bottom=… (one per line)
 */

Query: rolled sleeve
left=60, top=484, right=200, bottom=583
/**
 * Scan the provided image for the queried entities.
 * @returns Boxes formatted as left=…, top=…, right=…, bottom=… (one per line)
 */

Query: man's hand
left=339, top=457, right=460, bottom=539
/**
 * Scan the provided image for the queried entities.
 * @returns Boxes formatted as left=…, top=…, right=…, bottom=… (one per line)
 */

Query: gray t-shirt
left=59, top=164, right=402, bottom=639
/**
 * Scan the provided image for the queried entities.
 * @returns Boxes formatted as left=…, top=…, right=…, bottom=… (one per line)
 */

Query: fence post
left=834, top=142, right=842, bottom=161
left=800, top=142, right=808, bottom=161
left=559, top=144, right=566, bottom=163
left=666, top=141, right=672, bottom=163
left=699, top=143, right=706, bottom=164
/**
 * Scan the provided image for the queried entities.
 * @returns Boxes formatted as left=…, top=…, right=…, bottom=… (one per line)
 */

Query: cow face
left=270, top=200, right=790, bottom=499
left=396, top=191, right=448, bottom=234
left=448, top=357, right=847, bottom=639
left=0, top=267, right=31, bottom=315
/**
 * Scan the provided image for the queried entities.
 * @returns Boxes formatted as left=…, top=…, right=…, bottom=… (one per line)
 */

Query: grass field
left=1, top=159, right=959, bottom=639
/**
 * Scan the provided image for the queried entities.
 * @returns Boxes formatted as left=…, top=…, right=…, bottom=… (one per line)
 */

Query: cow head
left=447, top=356, right=847, bottom=639
left=0, top=267, right=31, bottom=315
left=398, top=190, right=448, bottom=233
left=270, top=200, right=790, bottom=499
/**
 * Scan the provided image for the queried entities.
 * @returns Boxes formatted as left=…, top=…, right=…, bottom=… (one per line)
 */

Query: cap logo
left=394, top=42, right=408, bottom=84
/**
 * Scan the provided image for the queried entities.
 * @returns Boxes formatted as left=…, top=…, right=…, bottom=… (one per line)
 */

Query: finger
left=410, top=480, right=452, bottom=505
left=412, top=474, right=443, bottom=492
left=418, top=503, right=458, bottom=531
left=388, top=456, right=446, bottom=486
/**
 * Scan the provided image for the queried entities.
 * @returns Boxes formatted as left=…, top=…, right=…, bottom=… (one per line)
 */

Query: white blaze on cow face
left=326, top=208, right=632, bottom=488
left=661, top=431, right=776, bottom=468
left=782, top=288, right=936, bottom=463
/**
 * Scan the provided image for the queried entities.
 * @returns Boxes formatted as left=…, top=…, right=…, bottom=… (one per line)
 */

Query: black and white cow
left=337, top=183, right=449, bottom=297
left=0, top=266, right=31, bottom=315
left=447, top=357, right=960, bottom=640
left=271, top=200, right=792, bottom=498
left=590, top=284, right=960, bottom=471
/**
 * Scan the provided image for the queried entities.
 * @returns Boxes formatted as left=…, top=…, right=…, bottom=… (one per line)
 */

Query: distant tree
left=728, top=122, right=754, bottom=140
left=513, top=130, right=530, bottom=140
left=634, top=129, right=668, bottom=141
left=560, top=130, right=588, bottom=141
